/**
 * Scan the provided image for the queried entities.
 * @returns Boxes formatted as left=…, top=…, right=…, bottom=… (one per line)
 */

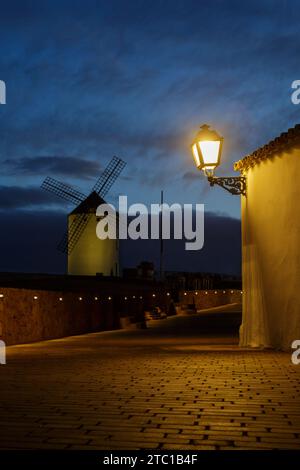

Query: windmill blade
left=57, top=212, right=92, bottom=254
left=56, top=156, right=126, bottom=254
left=41, top=177, right=86, bottom=205
left=93, top=156, right=126, bottom=198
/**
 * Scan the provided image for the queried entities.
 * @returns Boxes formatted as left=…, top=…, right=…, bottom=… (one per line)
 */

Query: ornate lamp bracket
left=206, top=175, right=247, bottom=196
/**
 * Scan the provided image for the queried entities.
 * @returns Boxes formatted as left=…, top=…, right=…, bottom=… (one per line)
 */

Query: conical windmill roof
left=70, top=191, right=107, bottom=215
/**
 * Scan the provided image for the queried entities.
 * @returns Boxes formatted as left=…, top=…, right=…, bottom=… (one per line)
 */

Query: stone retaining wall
left=0, top=286, right=168, bottom=345
left=179, top=289, right=242, bottom=310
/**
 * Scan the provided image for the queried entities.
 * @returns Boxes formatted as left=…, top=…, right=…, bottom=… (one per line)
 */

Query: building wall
left=68, top=213, right=119, bottom=276
left=240, top=147, right=300, bottom=349
left=178, top=289, right=242, bottom=310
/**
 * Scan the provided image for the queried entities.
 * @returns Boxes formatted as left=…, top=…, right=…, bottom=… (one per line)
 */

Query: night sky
left=0, top=0, right=299, bottom=275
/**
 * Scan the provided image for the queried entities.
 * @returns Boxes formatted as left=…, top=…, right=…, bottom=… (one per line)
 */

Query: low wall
left=178, top=289, right=242, bottom=310
left=0, top=285, right=169, bottom=345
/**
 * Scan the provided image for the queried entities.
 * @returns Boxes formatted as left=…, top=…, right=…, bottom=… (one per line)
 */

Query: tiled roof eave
left=234, top=124, right=300, bottom=172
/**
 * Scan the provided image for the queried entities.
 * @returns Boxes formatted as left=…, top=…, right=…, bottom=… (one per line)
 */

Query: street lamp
left=191, top=124, right=246, bottom=196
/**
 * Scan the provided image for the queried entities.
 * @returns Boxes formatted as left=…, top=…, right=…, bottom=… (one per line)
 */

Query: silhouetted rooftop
left=70, top=191, right=107, bottom=215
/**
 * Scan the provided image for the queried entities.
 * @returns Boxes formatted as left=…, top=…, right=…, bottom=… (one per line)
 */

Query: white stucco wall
left=68, top=213, right=119, bottom=276
left=240, top=146, right=300, bottom=350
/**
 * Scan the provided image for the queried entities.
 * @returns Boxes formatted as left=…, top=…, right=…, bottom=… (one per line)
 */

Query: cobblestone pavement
left=0, top=307, right=300, bottom=450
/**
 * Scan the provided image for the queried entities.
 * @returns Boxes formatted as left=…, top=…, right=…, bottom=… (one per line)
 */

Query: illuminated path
left=0, top=305, right=300, bottom=450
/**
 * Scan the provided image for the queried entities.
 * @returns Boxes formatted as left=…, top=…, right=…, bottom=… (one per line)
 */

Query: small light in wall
left=59, top=297, right=63, bottom=302
left=152, top=294, right=156, bottom=298
left=223, top=291, right=226, bottom=294
left=33, top=296, right=38, bottom=300
left=167, top=292, right=170, bottom=296
left=231, top=290, right=234, bottom=294
left=108, top=296, right=112, bottom=300
left=240, top=291, right=243, bottom=294
left=133, top=295, right=136, bottom=299
left=79, top=297, right=83, bottom=301
left=139, top=296, right=143, bottom=299
left=205, top=291, right=208, bottom=295
left=214, top=291, right=218, bottom=294
left=184, top=292, right=187, bottom=296
left=195, top=292, right=198, bottom=295
left=0, top=294, right=4, bottom=298
left=124, top=296, right=127, bottom=300
left=94, top=297, right=98, bottom=300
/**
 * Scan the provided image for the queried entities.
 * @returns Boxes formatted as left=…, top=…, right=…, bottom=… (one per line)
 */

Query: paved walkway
left=0, top=305, right=300, bottom=450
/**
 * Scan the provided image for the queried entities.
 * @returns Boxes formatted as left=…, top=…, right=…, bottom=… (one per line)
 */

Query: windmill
left=41, top=156, right=126, bottom=276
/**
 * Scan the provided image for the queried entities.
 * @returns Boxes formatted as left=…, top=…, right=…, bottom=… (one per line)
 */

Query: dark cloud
left=182, top=171, right=200, bottom=182
left=3, top=156, right=102, bottom=180
left=121, top=211, right=242, bottom=276
left=0, top=208, right=241, bottom=275
left=0, top=210, right=66, bottom=274
left=0, top=185, right=69, bottom=210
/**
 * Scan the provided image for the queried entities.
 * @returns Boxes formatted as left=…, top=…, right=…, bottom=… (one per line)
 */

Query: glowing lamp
left=191, top=124, right=246, bottom=195
left=191, top=124, right=223, bottom=175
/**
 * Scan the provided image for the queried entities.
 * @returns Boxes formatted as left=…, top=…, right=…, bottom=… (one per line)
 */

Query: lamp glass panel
left=192, top=143, right=201, bottom=167
left=199, top=140, right=220, bottom=166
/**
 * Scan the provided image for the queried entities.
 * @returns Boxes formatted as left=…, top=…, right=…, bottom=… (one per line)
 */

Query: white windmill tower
left=41, top=157, right=126, bottom=276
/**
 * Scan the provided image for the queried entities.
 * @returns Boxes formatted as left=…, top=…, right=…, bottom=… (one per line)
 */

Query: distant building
left=123, top=261, right=155, bottom=280
left=68, top=192, right=119, bottom=277
left=137, top=261, right=155, bottom=280
left=235, top=124, right=300, bottom=349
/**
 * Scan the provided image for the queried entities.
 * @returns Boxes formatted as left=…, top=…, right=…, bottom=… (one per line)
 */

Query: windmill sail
left=41, top=177, right=86, bottom=205
left=93, top=156, right=126, bottom=198
left=42, top=156, right=126, bottom=255
left=59, top=156, right=126, bottom=253
left=57, top=212, right=92, bottom=254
